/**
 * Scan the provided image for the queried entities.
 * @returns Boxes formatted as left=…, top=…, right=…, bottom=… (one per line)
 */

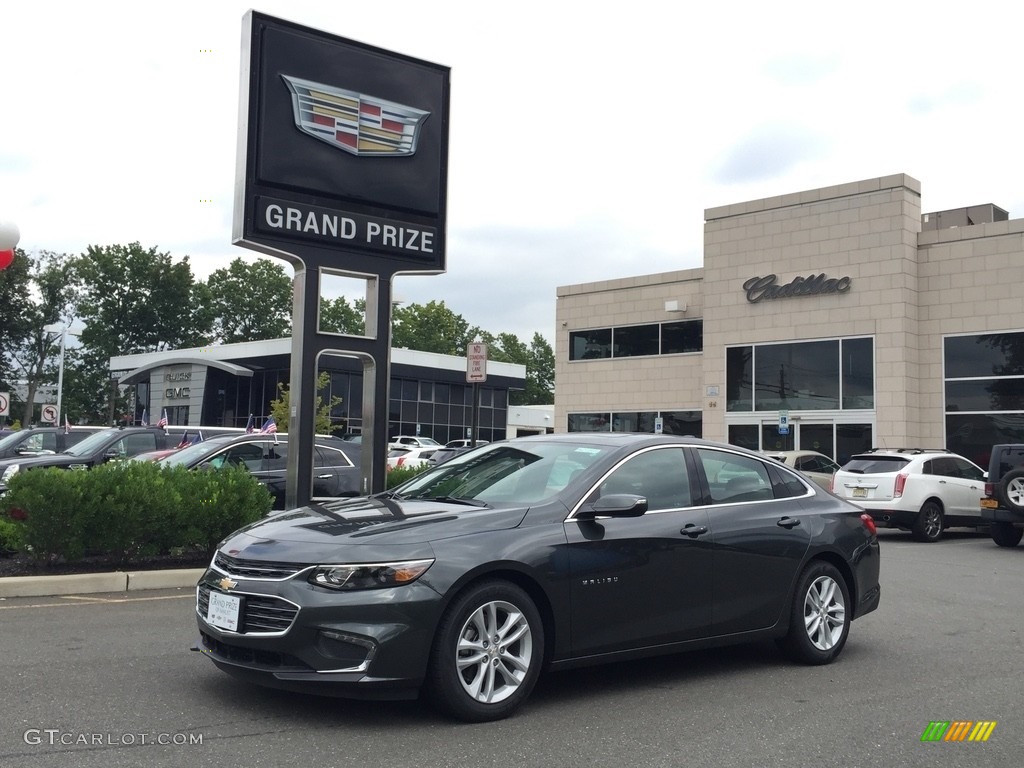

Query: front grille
left=199, top=631, right=311, bottom=670
left=214, top=551, right=308, bottom=580
left=197, top=584, right=299, bottom=634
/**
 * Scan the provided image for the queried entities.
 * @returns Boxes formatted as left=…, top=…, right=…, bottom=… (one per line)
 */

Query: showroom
left=112, top=339, right=527, bottom=445
left=554, top=172, right=1024, bottom=466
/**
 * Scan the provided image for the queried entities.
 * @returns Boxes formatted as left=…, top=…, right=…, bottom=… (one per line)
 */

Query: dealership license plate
left=980, top=498, right=998, bottom=509
left=207, top=591, right=242, bottom=632
left=852, top=488, right=867, bottom=499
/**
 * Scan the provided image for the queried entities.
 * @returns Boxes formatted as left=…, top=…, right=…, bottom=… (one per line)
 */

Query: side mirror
left=576, top=493, right=648, bottom=520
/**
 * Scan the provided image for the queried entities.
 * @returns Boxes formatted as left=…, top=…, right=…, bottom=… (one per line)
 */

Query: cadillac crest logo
left=281, top=74, right=430, bottom=157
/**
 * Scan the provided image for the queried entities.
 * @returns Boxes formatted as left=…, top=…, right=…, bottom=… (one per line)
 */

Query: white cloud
left=3, top=0, right=1024, bottom=347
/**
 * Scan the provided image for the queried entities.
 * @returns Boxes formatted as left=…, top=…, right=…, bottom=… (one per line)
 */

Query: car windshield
left=0, top=431, right=28, bottom=450
left=390, top=440, right=612, bottom=505
left=159, top=437, right=237, bottom=466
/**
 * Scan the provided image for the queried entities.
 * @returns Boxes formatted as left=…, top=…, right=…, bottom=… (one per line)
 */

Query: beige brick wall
left=555, top=172, right=1024, bottom=449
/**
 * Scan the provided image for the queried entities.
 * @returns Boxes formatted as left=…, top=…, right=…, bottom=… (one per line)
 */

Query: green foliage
left=386, top=464, right=431, bottom=488
left=319, top=295, right=365, bottom=335
left=206, top=257, right=292, bottom=343
left=268, top=370, right=342, bottom=433
left=485, top=331, right=555, bottom=405
left=0, top=462, right=271, bottom=565
left=0, top=516, right=26, bottom=553
left=392, top=300, right=483, bottom=355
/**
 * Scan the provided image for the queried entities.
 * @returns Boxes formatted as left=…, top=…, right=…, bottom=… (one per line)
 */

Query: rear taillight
left=894, top=472, right=908, bottom=498
left=860, top=513, right=877, bottom=536
left=984, top=482, right=994, bottom=497
left=829, top=474, right=835, bottom=493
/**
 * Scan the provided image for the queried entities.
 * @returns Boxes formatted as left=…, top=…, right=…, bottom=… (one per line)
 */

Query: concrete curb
left=0, top=568, right=205, bottom=598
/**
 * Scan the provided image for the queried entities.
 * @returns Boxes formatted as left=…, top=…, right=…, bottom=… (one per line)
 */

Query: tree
left=205, top=257, right=292, bottom=343
left=268, top=370, right=343, bottom=434
left=319, top=295, right=365, bottom=335
left=1, top=251, right=78, bottom=424
left=70, top=243, right=213, bottom=422
left=0, top=247, right=35, bottom=389
left=392, top=300, right=482, bottom=355
left=488, top=332, right=555, bottom=405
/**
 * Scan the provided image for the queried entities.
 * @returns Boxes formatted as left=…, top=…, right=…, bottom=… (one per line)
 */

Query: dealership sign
left=233, top=12, right=450, bottom=275
left=743, top=273, right=852, bottom=303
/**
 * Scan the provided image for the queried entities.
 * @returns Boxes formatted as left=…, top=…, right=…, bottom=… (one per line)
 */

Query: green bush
left=0, top=516, right=25, bottom=553
left=0, top=462, right=273, bottom=565
left=386, top=464, right=431, bottom=488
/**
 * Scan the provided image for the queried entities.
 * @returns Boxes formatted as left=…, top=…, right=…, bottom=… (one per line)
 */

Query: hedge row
left=0, top=462, right=273, bottom=565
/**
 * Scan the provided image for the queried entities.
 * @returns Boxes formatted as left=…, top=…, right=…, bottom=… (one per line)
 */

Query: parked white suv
left=830, top=448, right=986, bottom=542
left=388, top=435, right=442, bottom=450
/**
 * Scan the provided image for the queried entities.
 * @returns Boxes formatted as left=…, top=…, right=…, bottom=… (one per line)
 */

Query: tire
left=778, top=561, right=851, bottom=665
left=991, top=522, right=1024, bottom=548
left=912, top=501, right=944, bottom=542
left=998, top=469, right=1024, bottom=513
left=425, top=580, right=544, bottom=722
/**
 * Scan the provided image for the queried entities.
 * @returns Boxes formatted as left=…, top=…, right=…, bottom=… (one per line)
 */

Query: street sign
left=654, top=417, right=664, bottom=434
left=467, top=342, right=488, bottom=383
left=41, top=404, right=58, bottom=424
left=0, top=392, right=9, bottom=417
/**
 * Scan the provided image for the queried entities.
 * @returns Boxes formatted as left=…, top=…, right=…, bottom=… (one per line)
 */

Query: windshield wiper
left=430, top=495, right=486, bottom=507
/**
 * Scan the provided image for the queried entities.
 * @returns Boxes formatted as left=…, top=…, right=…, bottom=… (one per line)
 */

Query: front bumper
left=191, top=559, right=444, bottom=700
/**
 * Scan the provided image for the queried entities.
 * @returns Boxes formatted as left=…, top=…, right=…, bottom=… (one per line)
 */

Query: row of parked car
left=766, top=445, right=1024, bottom=547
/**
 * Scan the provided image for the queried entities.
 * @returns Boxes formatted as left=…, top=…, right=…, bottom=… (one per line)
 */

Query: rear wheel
left=425, top=580, right=544, bottom=722
left=912, top=501, right=944, bottom=542
left=991, top=522, right=1023, bottom=548
left=778, top=561, right=850, bottom=665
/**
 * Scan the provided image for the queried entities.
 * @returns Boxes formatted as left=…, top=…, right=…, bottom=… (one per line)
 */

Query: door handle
left=316, top=473, right=332, bottom=479
left=680, top=524, right=708, bottom=538
left=777, top=517, right=801, bottom=529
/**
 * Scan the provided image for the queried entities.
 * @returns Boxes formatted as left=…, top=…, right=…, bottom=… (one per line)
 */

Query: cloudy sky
left=3, top=1, right=1022, bottom=345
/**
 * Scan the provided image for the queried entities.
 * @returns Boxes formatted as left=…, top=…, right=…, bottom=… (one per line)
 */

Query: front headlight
left=308, top=559, right=434, bottom=591
left=1, top=465, right=19, bottom=484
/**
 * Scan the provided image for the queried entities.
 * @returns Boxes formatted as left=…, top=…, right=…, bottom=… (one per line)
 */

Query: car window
left=315, top=446, right=354, bottom=468
left=264, top=442, right=288, bottom=471
left=696, top=448, right=774, bottom=504
left=211, top=442, right=265, bottom=471
left=114, top=433, right=157, bottom=456
left=597, top=448, right=691, bottom=511
left=949, top=457, right=983, bottom=480
left=841, top=456, right=910, bottom=474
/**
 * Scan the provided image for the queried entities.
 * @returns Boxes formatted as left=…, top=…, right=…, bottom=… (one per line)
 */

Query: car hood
left=218, top=496, right=529, bottom=561
left=0, top=453, right=84, bottom=471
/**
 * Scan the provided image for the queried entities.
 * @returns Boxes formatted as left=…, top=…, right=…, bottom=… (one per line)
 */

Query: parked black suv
left=0, top=425, right=107, bottom=460
left=0, top=426, right=182, bottom=494
left=980, top=444, right=1024, bottom=547
left=156, top=432, right=362, bottom=509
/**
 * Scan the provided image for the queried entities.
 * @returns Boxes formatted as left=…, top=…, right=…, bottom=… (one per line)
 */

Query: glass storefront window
left=945, top=332, right=1024, bottom=378
left=841, top=337, right=874, bottom=409
left=727, top=424, right=759, bottom=451
left=726, top=346, right=753, bottom=411
left=613, top=325, right=659, bottom=357
left=662, top=320, right=703, bottom=354
left=568, top=413, right=611, bottom=432
left=755, top=340, right=839, bottom=411
left=570, top=329, right=612, bottom=360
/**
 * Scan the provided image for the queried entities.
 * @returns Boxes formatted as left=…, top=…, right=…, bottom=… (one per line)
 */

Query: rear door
left=692, top=447, right=811, bottom=634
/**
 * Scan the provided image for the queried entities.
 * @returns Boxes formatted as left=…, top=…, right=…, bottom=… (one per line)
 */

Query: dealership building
left=112, top=341, right=527, bottom=445
left=555, top=173, right=1024, bottom=466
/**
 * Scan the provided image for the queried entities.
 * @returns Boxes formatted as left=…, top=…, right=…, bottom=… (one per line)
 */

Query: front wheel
left=912, top=501, right=944, bottom=542
left=991, top=522, right=1024, bottom=548
left=426, top=580, right=544, bottom=722
left=778, top=561, right=851, bottom=665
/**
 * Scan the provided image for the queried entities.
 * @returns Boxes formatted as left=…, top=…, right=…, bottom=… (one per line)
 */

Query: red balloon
left=0, top=249, right=14, bottom=270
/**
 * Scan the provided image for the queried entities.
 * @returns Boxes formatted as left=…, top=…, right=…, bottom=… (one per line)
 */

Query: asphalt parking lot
left=0, top=528, right=1021, bottom=768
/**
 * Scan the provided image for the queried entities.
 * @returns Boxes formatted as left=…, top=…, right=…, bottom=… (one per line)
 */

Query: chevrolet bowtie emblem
left=218, top=577, right=238, bottom=591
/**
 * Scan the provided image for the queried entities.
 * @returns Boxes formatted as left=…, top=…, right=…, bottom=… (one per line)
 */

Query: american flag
left=260, top=417, right=277, bottom=434
left=64, top=416, right=72, bottom=435
left=244, top=414, right=255, bottom=434
left=177, top=432, right=190, bottom=449
left=157, top=409, right=168, bottom=429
